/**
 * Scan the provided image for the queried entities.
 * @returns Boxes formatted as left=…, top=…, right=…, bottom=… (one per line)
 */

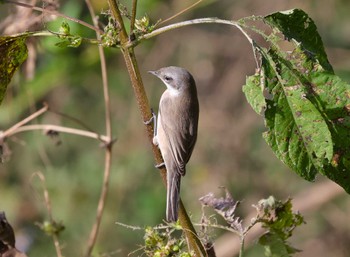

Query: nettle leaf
left=263, top=48, right=334, bottom=181
left=0, top=35, right=28, bottom=105
left=243, top=9, right=350, bottom=193
left=264, top=47, right=350, bottom=192
left=264, top=9, right=333, bottom=73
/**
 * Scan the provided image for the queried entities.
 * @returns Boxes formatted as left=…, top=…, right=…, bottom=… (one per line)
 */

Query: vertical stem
left=239, top=235, right=245, bottom=257
left=179, top=201, right=207, bottom=256
left=34, top=172, right=63, bottom=257
left=84, top=1, right=113, bottom=256
left=130, top=0, right=138, bottom=33
left=85, top=147, right=112, bottom=257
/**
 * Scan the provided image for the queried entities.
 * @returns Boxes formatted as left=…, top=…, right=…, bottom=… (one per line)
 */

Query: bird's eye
left=164, top=75, right=172, bottom=82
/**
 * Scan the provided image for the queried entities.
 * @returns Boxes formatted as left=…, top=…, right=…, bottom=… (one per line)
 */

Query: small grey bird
left=149, top=66, right=199, bottom=222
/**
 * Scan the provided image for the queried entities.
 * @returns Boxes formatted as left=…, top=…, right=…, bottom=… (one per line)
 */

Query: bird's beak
left=148, top=70, right=159, bottom=77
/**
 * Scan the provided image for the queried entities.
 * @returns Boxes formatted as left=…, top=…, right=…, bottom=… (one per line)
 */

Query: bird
left=149, top=66, right=199, bottom=222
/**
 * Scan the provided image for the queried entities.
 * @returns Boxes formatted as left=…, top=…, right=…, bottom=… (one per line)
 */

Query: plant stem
left=135, top=17, right=260, bottom=71
left=130, top=0, right=138, bottom=33
left=140, top=18, right=253, bottom=43
left=32, top=172, right=63, bottom=257
left=159, top=0, right=203, bottom=25
left=84, top=1, right=114, bottom=256
left=239, top=235, right=245, bottom=257
left=3, top=124, right=109, bottom=143
left=0, top=104, right=48, bottom=138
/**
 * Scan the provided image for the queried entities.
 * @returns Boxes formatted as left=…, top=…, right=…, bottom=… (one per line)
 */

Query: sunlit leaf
left=55, top=36, right=82, bottom=48
left=0, top=35, right=28, bottom=105
left=244, top=9, right=350, bottom=193
left=59, top=21, right=71, bottom=36
left=262, top=47, right=334, bottom=180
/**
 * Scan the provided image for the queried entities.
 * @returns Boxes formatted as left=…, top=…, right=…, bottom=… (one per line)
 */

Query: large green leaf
left=262, top=48, right=333, bottom=181
left=0, top=35, right=28, bottom=105
left=243, top=9, right=350, bottom=193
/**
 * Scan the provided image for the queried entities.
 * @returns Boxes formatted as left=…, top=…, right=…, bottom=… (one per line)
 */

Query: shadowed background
left=1, top=0, right=350, bottom=256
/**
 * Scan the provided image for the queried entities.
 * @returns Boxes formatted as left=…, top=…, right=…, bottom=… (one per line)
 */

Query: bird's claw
left=155, top=162, right=165, bottom=169
left=144, top=108, right=156, bottom=125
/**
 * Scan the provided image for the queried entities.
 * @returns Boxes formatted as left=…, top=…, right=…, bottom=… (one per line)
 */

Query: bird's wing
left=159, top=95, right=197, bottom=176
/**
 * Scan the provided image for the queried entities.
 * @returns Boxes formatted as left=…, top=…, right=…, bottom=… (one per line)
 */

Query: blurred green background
left=1, top=0, right=350, bottom=256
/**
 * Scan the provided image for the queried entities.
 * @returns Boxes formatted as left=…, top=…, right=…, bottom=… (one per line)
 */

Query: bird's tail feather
left=166, top=170, right=181, bottom=222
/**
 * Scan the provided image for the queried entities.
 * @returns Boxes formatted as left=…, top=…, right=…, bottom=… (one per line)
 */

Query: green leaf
left=0, top=35, right=28, bottom=105
left=259, top=232, right=300, bottom=257
left=55, top=36, right=82, bottom=48
left=257, top=198, right=303, bottom=257
left=37, top=220, right=65, bottom=236
left=262, top=47, right=333, bottom=181
left=258, top=198, right=304, bottom=238
left=55, top=21, right=82, bottom=48
left=264, top=9, right=333, bottom=73
left=260, top=45, right=350, bottom=192
left=59, top=21, right=71, bottom=36
left=243, top=72, right=266, bottom=115
left=242, top=9, right=350, bottom=192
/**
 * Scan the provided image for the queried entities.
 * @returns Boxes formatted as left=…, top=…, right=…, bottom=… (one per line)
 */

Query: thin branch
left=49, top=108, right=97, bottom=134
left=142, top=18, right=253, bottom=44
left=137, top=17, right=259, bottom=68
left=3, top=30, right=102, bottom=46
left=4, top=124, right=109, bottom=143
left=85, top=145, right=112, bottom=257
left=159, top=0, right=203, bottom=25
left=193, top=222, right=242, bottom=236
left=31, top=172, right=63, bottom=257
left=0, top=104, right=48, bottom=138
left=3, top=0, right=104, bottom=34
left=130, top=0, right=138, bottom=33
left=84, top=1, right=114, bottom=256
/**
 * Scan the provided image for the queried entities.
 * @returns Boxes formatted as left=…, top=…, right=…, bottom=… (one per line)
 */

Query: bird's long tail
left=166, top=170, right=181, bottom=222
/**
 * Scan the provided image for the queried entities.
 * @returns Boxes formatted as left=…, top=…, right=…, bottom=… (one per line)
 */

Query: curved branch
left=1, top=104, right=48, bottom=138
left=135, top=17, right=260, bottom=68
left=141, top=18, right=253, bottom=44
left=2, top=124, right=109, bottom=143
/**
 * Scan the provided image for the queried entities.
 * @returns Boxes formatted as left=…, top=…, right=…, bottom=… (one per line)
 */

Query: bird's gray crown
left=149, top=66, right=195, bottom=91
